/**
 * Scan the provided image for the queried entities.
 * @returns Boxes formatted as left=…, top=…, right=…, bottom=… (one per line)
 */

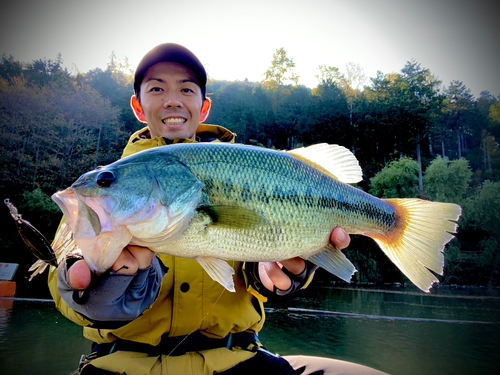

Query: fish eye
left=96, top=171, right=115, bottom=188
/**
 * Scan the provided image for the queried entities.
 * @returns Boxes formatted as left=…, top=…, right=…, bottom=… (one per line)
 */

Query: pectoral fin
left=198, top=205, right=269, bottom=229
left=307, top=244, right=357, bottom=282
left=196, top=256, right=236, bottom=292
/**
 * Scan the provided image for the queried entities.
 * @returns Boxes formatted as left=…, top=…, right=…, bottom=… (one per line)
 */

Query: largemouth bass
left=52, top=143, right=461, bottom=292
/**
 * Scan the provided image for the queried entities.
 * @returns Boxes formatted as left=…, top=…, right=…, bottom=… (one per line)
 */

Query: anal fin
left=196, top=256, right=236, bottom=292
left=307, top=244, right=357, bottom=282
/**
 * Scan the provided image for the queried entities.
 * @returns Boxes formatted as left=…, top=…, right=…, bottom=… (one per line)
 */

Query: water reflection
left=0, top=299, right=89, bottom=375
left=260, top=287, right=500, bottom=375
left=0, top=298, right=13, bottom=345
left=0, top=287, right=499, bottom=375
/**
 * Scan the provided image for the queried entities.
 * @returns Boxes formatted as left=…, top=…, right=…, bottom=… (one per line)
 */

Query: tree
left=423, top=156, right=472, bottom=203
left=84, top=54, right=137, bottom=136
left=262, top=48, right=304, bottom=149
left=263, top=48, right=299, bottom=112
left=398, top=60, right=444, bottom=196
left=24, top=55, right=73, bottom=88
left=462, top=181, right=500, bottom=288
left=302, top=81, right=348, bottom=147
left=0, top=71, right=122, bottom=196
left=0, top=54, right=23, bottom=79
left=439, top=81, right=476, bottom=159
left=316, top=63, right=366, bottom=152
left=263, top=47, right=299, bottom=89
left=488, top=101, right=500, bottom=132
left=369, top=157, right=420, bottom=198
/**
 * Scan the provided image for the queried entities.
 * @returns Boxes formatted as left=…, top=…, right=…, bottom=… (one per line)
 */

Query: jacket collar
left=121, top=124, right=236, bottom=158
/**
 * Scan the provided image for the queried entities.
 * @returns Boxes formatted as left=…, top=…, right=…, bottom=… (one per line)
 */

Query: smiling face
left=137, top=62, right=204, bottom=140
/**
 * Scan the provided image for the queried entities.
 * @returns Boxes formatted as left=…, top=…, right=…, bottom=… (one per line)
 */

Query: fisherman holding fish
left=46, top=43, right=453, bottom=374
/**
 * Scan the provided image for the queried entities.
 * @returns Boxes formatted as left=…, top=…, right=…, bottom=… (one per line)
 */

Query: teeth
left=163, top=118, right=186, bottom=124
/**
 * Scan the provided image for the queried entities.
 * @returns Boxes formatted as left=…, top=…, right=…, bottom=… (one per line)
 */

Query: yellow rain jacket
left=48, top=124, right=267, bottom=374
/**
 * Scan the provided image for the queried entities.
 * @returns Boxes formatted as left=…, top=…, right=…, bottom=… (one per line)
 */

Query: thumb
left=67, top=259, right=92, bottom=290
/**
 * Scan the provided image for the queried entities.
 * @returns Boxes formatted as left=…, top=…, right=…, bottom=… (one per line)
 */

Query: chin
left=164, top=131, right=195, bottom=140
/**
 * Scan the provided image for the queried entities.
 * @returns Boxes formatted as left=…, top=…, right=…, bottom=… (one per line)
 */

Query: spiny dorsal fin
left=287, top=143, right=362, bottom=184
left=198, top=205, right=269, bottom=229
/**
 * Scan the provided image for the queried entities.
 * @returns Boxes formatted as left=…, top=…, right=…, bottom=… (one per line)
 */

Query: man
left=49, top=43, right=387, bottom=374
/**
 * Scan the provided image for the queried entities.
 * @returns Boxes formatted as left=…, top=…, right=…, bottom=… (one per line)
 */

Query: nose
left=163, top=90, right=183, bottom=108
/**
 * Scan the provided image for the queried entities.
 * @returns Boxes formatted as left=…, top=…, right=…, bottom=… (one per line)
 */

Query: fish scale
left=50, top=142, right=462, bottom=293
left=131, top=144, right=403, bottom=263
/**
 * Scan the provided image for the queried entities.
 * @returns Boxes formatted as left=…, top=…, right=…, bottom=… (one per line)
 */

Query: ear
left=130, top=95, right=147, bottom=123
left=200, top=98, right=212, bottom=123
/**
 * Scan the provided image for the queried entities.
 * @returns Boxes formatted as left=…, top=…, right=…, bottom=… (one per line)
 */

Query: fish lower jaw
left=82, top=255, right=100, bottom=275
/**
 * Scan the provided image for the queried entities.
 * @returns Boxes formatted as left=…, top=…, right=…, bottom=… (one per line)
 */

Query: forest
left=1, top=48, right=499, bottom=298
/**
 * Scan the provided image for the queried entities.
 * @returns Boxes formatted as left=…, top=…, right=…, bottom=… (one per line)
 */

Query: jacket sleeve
left=241, top=261, right=317, bottom=302
left=48, top=255, right=166, bottom=328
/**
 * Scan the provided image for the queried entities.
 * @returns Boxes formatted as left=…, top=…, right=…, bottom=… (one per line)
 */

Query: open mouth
left=162, top=118, right=186, bottom=125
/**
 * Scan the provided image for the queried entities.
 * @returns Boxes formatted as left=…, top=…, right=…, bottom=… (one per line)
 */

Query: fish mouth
left=52, top=189, right=132, bottom=274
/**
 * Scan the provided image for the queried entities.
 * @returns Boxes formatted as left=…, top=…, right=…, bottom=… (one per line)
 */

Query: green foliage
left=263, top=47, right=299, bottom=89
left=464, top=181, right=500, bottom=236
left=0, top=52, right=499, bottom=292
left=262, top=48, right=300, bottom=115
left=316, top=62, right=366, bottom=100
left=369, top=157, right=420, bottom=198
left=18, top=188, right=61, bottom=236
left=423, top=156, right=472, bottom=203
left=442, top=243, right=463, bottom=284
left=0, top=56, right=129, bottom=281
left=461, top=181, right=500, bottom=287
left=0, top=75, right=123, bottom=196
left=488, top=101, right=500, bottom=124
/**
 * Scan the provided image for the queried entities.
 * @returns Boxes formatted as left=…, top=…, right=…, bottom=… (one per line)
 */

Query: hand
left=259, top=227, right=351, bottom=292
left=67, top=246, right=155, bottom=290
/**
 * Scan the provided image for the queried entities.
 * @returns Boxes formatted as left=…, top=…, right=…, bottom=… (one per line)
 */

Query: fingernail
left=336, top=229, right=345, bottom=242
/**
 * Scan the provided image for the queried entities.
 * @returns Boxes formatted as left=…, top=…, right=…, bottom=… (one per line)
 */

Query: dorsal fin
left=287, top=143, right=363, bottom=183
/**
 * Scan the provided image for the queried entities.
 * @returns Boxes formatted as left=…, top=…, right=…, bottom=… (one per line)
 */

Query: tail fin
left=372, top=198, right=461, bottom=292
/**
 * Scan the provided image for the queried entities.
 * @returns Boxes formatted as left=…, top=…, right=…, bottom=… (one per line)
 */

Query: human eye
left=181, top=82, right=199, bottom=95
left=149, top=86, right=163, bottom=92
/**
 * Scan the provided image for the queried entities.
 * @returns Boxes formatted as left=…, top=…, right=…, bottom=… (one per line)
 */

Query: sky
left=1, top=0, right=499, bottom=98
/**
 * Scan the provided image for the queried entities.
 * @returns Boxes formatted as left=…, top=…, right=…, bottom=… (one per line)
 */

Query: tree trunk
left=349, top=96, right=353, bottom=127
left=457, top=129, right=462, bottom=159
left=441, top=132, right=445, bottom=158
left=487, top=143, right=493, bottom=173
left=416, top=133, right=423, bottom=197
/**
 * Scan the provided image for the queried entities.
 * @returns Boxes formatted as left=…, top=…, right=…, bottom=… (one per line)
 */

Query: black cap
left=134, top=43, right=207, bottom=98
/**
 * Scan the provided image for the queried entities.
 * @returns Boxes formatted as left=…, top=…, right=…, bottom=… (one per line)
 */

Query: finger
left=258, top=263, right=274, bottom=291
left=279, top=257, right=306, bottom=275
left=260, top=262, right=292, bottom=291
left=126, top=246, right=155, bottom=269
left=112, top=248, right=139, bottom=275
left=330, top=227, right=350, bottom=250
left=67, top=259, right=92, bottom=290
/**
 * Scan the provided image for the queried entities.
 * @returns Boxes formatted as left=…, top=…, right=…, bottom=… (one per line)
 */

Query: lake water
left=1, top=286, right=499, bottom=375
